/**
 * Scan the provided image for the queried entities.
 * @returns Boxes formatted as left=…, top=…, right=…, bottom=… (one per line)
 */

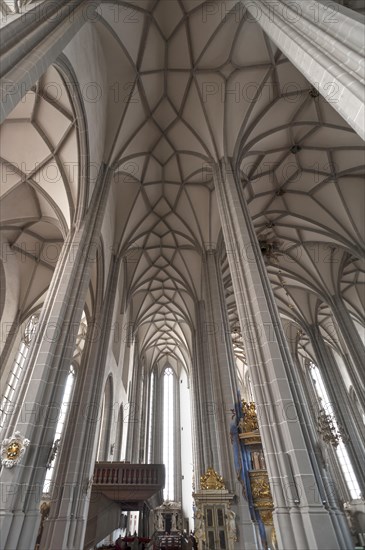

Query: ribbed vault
left=1, top=1, right=363, bottom=373
left=0, top=66, right=82, bottom=319
left=90, top=0, right=365, bottom=373
left=0, top=62, right=99, bottom=338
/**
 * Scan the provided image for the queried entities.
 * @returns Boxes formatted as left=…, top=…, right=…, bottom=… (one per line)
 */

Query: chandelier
left=316, top=409, right=347, bottom=448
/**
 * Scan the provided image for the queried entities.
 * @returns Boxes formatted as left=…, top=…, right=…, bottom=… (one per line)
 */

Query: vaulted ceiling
left=95, top=1, right=364, bottom=371
left=0, top=0, right=364, bottom=373
left=0, top=66, right=79, bottom=319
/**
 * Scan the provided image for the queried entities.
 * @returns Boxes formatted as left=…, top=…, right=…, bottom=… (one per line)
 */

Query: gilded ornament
left=200, top=467, right=225, bottom=490
left=259, top=509, right=274, bottom=526
left=239, top=401, right=259, bottom=433
left=1, top=431, right=30, bottom=468
left=7, top=441, right=21, bottom=459
left=249, top=472, right=272, bottom=501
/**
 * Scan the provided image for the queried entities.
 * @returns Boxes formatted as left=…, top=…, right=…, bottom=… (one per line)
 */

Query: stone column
left=242, top=0, right=365, bottom=139
left=282, top=321, right=353, bottom=549
left=302, top=357, right=351, bottom=500
left=0, top=0, right=98, bottom=122
left=125, top=346, right=142, bottom=464
left=202, top=248, right=259, bottom=550
left=193, top=302, right=221, bottom=474
left=174, top=374, right=182, bottom=503
left=147, top=369, right=158, bottom=465
left=143, top=376, right=151, bottom=464
left=132, top=356, right=143, bottom=464
left=139, top=364, right=149, bottom=464
left=189, top=340, right=204, bottom=491
left=307, top=324, right=365, bottom=496
left=0, top=165, right=111, bottom=550
left=154, top=372, right=164, bottom=465
left=39, top=254, right=120, bottom=550
left=213, top=159, right=343, bottom=550
left=330, top=295, right=365, bottom=401
left=203, top=249, right=238, bottom=489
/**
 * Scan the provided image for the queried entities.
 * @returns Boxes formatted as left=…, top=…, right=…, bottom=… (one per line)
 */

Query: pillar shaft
left=308, top=324, right=365, bottom=497
left=126, top=346, right=142, bottom=463
left=242, top=0, right=365, bottom=139
left=174, top=375, right=182, bottom=503
left=282, top=322, right=352, bottom=548
left=202, top=249, right=260, bottom=550
left=0, top=0, right=97, bottom=122
left=139, top=365, right=149, bottom=464
left=203, top=249, right=238, bottom=489
left=154, top=373, right=164, bottom=465
left=213, top=159, right=343, bottom=550
left=330, top=295, right=365, bottom=402
left=194, top=301, right=221, bottom=473
left=190, top=336, right=205, bottom=489
left=147, top=369, right=158, bottom=465
left=0, top=165, right=111, bottom=550
left=39, top=255, right=120, bottom=550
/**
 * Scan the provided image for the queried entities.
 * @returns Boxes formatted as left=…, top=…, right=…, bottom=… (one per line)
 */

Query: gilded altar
left=193, top=467, right=236, bottom=550
left=236, top=401, right=276, bottom=543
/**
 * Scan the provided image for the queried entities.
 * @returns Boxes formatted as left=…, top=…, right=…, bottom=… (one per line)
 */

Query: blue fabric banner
left=231, top=393, right=268, bottom=548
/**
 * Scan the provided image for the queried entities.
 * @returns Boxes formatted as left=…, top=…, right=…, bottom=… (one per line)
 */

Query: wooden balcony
left=92, top=462, right=165, bottom=508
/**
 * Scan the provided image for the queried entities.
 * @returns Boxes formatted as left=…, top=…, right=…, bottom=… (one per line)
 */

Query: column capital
left=203, top=243, right=217, bottom=254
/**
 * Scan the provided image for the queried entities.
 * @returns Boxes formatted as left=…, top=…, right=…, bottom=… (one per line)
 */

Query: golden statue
left=251, top=476, right=272, bottom=501
left=239, top=401, right=259, bottom=433
left=200, top=467, right=225, bottom=490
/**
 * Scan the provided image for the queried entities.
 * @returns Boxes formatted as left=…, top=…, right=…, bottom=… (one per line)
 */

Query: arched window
left=310, top=362, right=361, bottom=499
left=43, top=365, right=76, bottom=494
left=244, top=370, right=255, bottom=403
left=42, top=311, right=87, bottom=493
left=0, top=314, right=38, bottom=429
left=163, top=367, right=175, bottom=501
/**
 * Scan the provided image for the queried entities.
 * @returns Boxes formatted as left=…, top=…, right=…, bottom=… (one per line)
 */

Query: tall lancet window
left=43, top=311, right=86, bottom=493
left=0, top=314, right=39, bottom=430
left=43, top=365, right=76, bottom=494
left=163, top=367, right=175, bottom=501
left=310, top=362, right=361, bottom=499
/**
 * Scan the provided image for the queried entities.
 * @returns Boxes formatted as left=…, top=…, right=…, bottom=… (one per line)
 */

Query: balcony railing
left=92, top=462, right=165, bottom=506
left=93, top=462, right=165, bottom=492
